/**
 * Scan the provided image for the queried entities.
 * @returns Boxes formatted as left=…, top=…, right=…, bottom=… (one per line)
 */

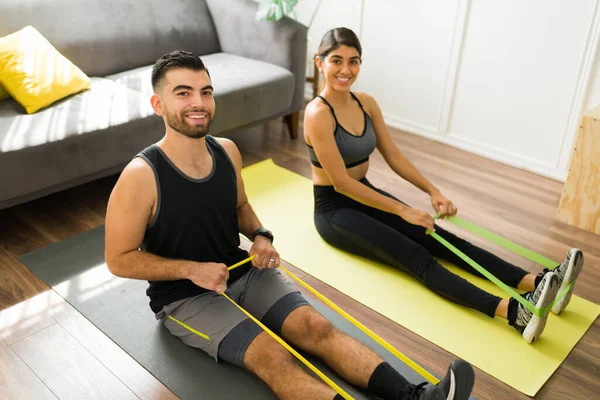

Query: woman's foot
left=547, top=248, right=584, bottom=314
left=411, top=359, right=475, bottom=400
left=510, top=272, right=560, bottom=343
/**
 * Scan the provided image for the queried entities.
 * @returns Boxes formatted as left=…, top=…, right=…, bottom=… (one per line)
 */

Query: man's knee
left=309, top=312, right=336, bottom=344
left=243, top=332, right=294, bottom=372
left=286, top=306, right=336, bottom=344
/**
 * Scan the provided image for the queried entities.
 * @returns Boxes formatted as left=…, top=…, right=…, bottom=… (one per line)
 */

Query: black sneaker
left=548, top=248, right=584, bottom=314
left=512, top=272, right=559, bottom=343
left=411, top=383, right=445, bottom=400
left=411, top=359, right=475, bottom=400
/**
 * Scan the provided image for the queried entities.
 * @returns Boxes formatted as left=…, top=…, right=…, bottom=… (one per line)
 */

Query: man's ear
left=150, top=94, right=164, bottom=116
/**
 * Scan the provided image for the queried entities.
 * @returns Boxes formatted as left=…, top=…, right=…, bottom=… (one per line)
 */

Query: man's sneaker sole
left=522, top=273, right=559, bottom=343
left=552, top=249, right=584, bottom=315
left=434, top=359, right=474, bottom=400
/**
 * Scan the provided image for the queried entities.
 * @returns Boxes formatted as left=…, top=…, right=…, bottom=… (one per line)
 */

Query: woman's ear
left=315, top=55, right=323, bottom=73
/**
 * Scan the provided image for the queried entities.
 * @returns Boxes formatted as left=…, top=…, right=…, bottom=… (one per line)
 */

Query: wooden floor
left=0, top=115, right=598, bottom=400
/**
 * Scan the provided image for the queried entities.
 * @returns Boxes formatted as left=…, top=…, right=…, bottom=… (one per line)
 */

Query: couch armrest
left=206, top=0, right=307, bottom=113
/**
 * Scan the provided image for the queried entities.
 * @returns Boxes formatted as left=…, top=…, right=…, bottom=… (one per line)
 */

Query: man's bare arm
left=217, top=138, right=279, bottom=268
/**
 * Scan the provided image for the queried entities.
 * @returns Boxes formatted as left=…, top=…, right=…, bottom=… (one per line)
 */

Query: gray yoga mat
left=20, top=226, right=472, bottom=400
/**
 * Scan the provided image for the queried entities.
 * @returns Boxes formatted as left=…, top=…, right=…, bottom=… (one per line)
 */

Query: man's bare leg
left=281, top=305, right=383, bottom=388
left=243, top=331, right=337, bottom=400
left=265, top=305, right=474, bottom=400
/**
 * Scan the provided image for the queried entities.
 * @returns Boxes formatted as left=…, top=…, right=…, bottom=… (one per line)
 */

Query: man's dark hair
left=151, top=50, right=210, bottom=92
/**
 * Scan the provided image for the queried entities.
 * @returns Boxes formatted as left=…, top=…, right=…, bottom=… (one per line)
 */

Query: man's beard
left=165, top=109, right=213, bottom=139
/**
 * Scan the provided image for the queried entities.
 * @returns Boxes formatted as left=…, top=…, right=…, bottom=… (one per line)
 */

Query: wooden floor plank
left=0, top=249, right=49, bottom=310
left=0, top=339, right=58, bottom=400
left=0, top=287, right=177, bottom=399
left=0, top=290, right=57, bottom=346
left=10, top=323, right=139, bottom=400
left=49, top=291, right=178, bottom=400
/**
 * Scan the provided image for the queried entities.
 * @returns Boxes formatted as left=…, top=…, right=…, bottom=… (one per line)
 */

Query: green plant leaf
left=267, top=5, right=277, bottom=20
left=274, top=3, right=284, bottom=21
left=256, top=0, right=298, bottom=22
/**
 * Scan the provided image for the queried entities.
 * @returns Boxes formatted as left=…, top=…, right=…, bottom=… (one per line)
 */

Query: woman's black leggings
left=313, top=179, right=529, bottom=317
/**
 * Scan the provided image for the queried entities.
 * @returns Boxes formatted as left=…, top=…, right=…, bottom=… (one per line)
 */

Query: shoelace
left=546, top=265, right=565, bottom=281
left=410, top=382, right=430, bottom=399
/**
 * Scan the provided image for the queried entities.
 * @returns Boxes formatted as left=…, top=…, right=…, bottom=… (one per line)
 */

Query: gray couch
left=0, top=0, right=307, bottom=210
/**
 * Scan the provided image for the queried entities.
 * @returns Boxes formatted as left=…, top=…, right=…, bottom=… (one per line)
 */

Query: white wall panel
left=583, top=40, right=600, bottom=114
left=353, top=0, right=460, bottom=134
left=447, top=0, right=597, bottom=178
left=291, top=0, right=599, bottom=180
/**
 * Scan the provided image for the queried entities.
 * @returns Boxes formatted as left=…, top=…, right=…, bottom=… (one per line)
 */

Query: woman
left=303, top=27, right=584, bottom=344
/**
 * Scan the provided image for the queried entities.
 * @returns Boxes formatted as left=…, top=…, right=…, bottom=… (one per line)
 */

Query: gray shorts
left=156, top=268, right=309, bottom=367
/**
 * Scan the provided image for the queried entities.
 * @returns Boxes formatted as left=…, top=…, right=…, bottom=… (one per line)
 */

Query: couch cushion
left=106, top=53, right=295, bottom=135
left=0, top=26, right=92, bottom=114
left=0, top=78, right=163, bottom=203
left=0, top=0, right=221, bottom=77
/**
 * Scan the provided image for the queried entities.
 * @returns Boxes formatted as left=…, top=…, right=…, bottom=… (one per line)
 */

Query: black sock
left=333, top=395, right=344, bottom=400
left=368, top=362, right=415, bottom=400
left=507, top=297, right=518, bottom=325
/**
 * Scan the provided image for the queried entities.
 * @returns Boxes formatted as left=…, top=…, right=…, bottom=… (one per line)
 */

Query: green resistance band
left=428, top=214, right=574, bottom=318
left=445, top=216, right=557, bottom=269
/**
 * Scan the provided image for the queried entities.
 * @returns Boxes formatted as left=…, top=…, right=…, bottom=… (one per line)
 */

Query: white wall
left=297, top=0, right=600, bottom=181
left=295, top=0, right=363, bottom=58
left=583, top=39, right=600, bottom=112
left=448, top=0, right=599, bottom=179
left=354, top=0, right=462, bottom=137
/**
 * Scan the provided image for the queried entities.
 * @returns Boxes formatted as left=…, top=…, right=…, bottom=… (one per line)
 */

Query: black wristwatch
left=251, top=227, right=274, bottom=244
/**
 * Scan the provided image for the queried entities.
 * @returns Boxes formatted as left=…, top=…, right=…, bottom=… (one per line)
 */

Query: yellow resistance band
left=167, top=315, right=210, bottom=340
left=279, top=266, right=439, bottom=384
left=177, top=254, right=438, bottom=398
left=221, top=292, right=352, bottom=399
left=230, top=255, right=437, bottom=383
left=226, top=255, right=352, bottom=399
left=168, top=255, right=351, bottom=398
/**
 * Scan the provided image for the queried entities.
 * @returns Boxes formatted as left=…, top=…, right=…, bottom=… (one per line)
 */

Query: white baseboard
left=383, top=113, right=567, bottom=182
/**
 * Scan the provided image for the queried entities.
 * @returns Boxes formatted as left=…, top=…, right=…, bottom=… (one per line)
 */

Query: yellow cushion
left=0, top=26, right=91, bottom=114
left=0, top=84, right=10, bottom=100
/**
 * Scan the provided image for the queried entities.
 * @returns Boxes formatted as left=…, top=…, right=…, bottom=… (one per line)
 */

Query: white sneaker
left=512, top=272, right=559, bottom=343
left=549, top=248, right=584, bottom=314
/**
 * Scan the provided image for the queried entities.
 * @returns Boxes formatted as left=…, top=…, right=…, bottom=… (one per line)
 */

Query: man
left=105, top=50, right=475, bottom=400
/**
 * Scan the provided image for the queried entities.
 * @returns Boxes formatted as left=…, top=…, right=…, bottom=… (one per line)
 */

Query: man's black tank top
left=136, top=135, right=250, bottom=313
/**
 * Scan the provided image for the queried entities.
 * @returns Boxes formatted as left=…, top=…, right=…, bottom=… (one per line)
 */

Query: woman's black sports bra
left=307, top=92, right=377, bottom=168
